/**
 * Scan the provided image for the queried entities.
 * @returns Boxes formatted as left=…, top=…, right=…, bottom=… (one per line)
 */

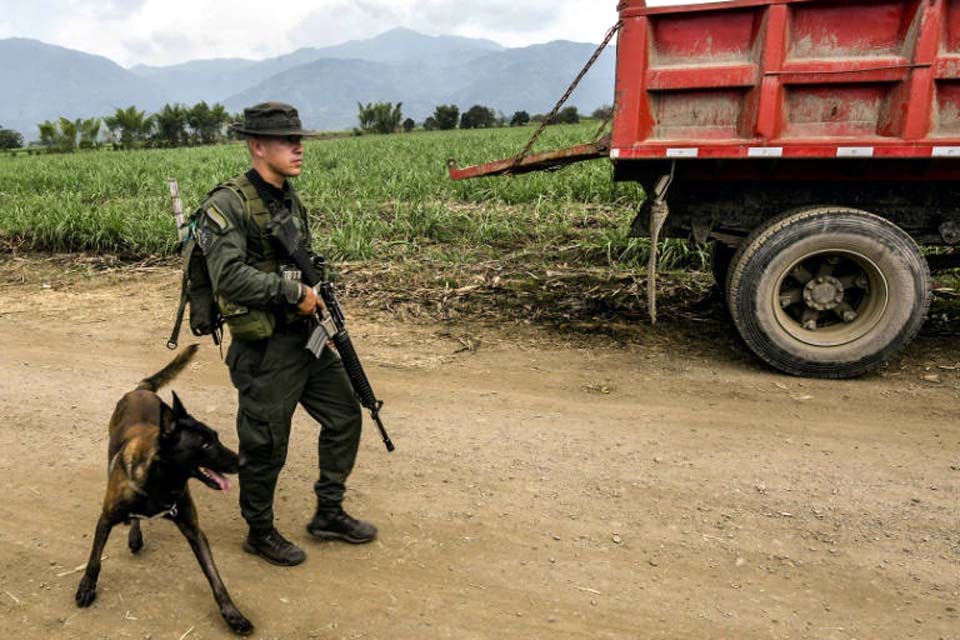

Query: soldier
left=197, top=102, right=377, bottom=567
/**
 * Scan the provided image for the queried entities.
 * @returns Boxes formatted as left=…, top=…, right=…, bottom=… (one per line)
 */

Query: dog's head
left=160, top=391, right=240, bottom=492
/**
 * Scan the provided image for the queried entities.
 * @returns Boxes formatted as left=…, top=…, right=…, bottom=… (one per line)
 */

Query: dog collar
left=126, top=481, right=184, bottom=520
left=130, top=502, right=179, bottom=521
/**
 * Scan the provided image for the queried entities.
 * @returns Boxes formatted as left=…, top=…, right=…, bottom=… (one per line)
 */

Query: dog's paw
left=223, top=611, right=253, bottom=636
left=75, top=578, right=97, bottom=608
left=222, top=608, right=254, bottom=636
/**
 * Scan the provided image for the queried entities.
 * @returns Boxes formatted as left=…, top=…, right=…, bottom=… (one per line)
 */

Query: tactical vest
left=167, top=174, right=304, bottom=349
left=216, top=174, right=280, bottom=274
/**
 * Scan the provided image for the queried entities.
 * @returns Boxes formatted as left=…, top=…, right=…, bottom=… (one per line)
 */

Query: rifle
left=268, top=209, right=395, bottom=453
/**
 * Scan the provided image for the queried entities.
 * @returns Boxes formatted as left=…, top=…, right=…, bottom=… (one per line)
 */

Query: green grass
left=0, top=123, right=706, bottom=272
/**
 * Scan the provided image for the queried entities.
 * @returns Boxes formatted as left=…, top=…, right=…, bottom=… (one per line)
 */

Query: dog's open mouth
left=197, top=467, right=232, bottom=491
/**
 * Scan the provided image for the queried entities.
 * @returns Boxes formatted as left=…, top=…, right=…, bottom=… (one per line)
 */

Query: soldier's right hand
left=297, top=284, right=320, bottom=316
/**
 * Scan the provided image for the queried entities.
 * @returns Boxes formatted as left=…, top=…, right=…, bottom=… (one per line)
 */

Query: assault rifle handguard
left=268, top=209, right=395, bottom=453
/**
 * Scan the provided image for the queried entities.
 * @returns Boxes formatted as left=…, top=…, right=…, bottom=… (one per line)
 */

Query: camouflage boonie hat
left=231, top=102, right=315, bottom=137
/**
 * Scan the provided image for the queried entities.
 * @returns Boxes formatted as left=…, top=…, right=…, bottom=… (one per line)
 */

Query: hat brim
left=231, top=124, right=318, bottom=138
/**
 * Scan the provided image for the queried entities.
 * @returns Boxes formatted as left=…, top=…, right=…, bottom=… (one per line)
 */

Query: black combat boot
left=243, top=527, right=306, bottom=566
left=306, top=505, right=378, bottom=544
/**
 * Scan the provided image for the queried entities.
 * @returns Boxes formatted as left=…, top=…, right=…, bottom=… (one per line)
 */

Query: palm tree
left=104, top=106, right=150, bottom=149
left=186, top=101, right=210, bottom=145
left=357, top=102, right=403, bottom=134
left=79, top=117, right=101, bottom=149
left=37, top=120, right=58, bottom=148
left=57, top=117, right=79, bottom=151
left=154, top=104, right=188, bottom=147
left=209, top=103, right=231, bottom=142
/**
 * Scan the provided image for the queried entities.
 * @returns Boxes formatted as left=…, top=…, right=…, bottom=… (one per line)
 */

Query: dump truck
left=450, top=0, right=960, bottom=379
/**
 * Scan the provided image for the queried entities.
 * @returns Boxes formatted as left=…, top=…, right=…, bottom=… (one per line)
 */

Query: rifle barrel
left=372, top=409, right=395, bottom=452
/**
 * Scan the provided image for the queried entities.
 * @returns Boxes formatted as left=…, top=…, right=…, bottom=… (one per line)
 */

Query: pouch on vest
left=217, top=294, right=276, bottom=342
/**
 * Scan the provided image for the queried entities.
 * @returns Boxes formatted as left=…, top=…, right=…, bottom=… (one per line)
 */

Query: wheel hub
left=773, top=249, right=890, bottom=347
left=803, top=276, right=845, bottom=311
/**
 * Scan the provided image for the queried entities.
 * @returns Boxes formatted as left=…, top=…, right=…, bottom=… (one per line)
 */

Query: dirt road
left=0, top=259, right=958, bottom=640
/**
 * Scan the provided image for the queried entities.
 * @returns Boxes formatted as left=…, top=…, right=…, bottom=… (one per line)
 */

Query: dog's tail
left=137, top=345, right=199, bottom=392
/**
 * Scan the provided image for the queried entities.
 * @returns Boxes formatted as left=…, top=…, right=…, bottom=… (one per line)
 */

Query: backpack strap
left=167, top=273, right=190, bottom=349
left=166, top=234, right=196, bottom=350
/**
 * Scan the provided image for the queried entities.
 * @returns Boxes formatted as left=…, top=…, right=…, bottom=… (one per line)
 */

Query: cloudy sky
left=0, top=0, right=708, bottom=68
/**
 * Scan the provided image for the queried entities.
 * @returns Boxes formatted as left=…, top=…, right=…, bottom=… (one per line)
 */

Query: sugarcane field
left=3, top=1, right=960, bottom=639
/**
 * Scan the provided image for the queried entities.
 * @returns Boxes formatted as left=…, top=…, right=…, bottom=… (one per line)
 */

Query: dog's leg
left=171, top=496, right=253, bottom=636
left=75, top=512, right=116, bottom=607
left=128, top=520, right=144, bottom=554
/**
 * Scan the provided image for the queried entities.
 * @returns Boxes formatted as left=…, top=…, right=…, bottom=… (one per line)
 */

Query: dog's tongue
left=201, top=468, right=232, bottom=491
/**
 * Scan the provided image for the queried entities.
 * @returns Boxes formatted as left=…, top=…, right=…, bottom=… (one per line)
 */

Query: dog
left=75, top=345, right=253, bottom=635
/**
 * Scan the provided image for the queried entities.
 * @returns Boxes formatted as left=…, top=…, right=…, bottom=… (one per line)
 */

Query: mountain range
left=1, top=28, right=615, bottom=140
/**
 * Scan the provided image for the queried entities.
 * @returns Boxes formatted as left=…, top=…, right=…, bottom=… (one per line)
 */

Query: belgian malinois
left=75, top=345, right=253, bottom=635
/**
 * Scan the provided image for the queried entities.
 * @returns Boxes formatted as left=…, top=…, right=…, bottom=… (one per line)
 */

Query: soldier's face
left=251, top=136, right=304, bottom=178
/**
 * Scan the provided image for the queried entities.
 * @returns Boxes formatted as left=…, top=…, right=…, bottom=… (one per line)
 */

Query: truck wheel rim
left=772, top=250, right=889, bottom=348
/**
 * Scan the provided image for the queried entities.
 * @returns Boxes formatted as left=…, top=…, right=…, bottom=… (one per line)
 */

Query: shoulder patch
left=204, top=203, right=231, bottom=233
left=197, top=225, right=215, bottom=253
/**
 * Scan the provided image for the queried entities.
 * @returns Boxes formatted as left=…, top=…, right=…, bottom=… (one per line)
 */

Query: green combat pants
left=225, top=328, right=363, bottom=535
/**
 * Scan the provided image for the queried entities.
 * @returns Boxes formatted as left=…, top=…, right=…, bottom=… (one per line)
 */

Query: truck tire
left=710, top=241, right=737, bottom=292
left=726, top=207, right=931, bottom=379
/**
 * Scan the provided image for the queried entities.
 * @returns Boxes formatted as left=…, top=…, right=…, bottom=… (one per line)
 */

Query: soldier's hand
left=297, top=284, right=320, bottom=316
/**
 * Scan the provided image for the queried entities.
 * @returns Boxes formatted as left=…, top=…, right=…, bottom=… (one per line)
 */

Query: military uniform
left=196, top=103, right=375, bottom=563
left=199, top=170, right=363, bottom=535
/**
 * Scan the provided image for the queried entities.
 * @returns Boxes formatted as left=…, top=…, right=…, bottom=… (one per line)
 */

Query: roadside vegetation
left=5, top=120, right=957, bottom=331
left=0, top=122, right=698, bottom=264
left=0, top=122, right=714, bottom=326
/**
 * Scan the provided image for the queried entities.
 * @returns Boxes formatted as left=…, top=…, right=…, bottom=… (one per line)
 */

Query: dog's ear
left=171, top=391, right=188, bottom=421
left=158, top=403, right=178, bottom=437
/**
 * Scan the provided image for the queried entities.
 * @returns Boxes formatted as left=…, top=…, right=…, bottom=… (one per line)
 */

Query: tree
left=0, top=127, right=23, bottom=150
left=37, top=121, right=57, bottom=148
left=510, top=110, right=530, bottom=127
left=422, top=116, right=438, bottom=131
left=79, top=117, right=101, bottom=149
left=57, top=117, right=79, bottom=152
left=556, top=106, right=581, bottom=125
left=186, top=101, right=210, bottom=144
left=592, top=105, right=614, bottom=121
left=356, top=102, right=403, bottom=135
left=431, top=105, right=459, bottom=131
left=208, top=103, right=231, bottom=142
left=460, top=105, right=496, bottom=130
left=154, top=104, right=188, bottom=147
left=402, top=118, right=416, bottom=133
left=226, top=112, right=245, bottom=140
left=104, top=106, right=152, bottom=149
left=184, top=101, right=229, bottom=145
left=36, top=118, right=83, bottom=152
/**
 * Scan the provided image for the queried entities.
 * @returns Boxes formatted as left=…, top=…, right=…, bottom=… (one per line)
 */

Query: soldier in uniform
left=197, top=102, right=377, bottom=567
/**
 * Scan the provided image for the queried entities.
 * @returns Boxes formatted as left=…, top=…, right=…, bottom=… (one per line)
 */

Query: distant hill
left=224, top=40, right=615, bottom=131
left=129, top=58, right=258, bottom=106
left=129, top=28, right=506, bottom=106
left=2, top=29, right=614, bottom=140
left=224, top=59, right=424, bottom=133
left=0, top=38, right=162, bottom=140
left=312, top=27, right=504, bottom=66
left=447, top=41, right=616, bottom=119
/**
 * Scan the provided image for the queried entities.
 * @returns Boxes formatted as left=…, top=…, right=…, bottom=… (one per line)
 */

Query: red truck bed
left=612, top=0, right=960, bottom=162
